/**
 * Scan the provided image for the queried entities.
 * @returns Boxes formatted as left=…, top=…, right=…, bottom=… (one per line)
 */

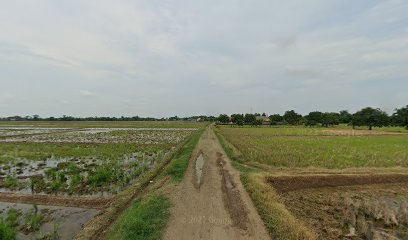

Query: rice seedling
left=22, top=205, right=44, bottom=233
left=2, top=175, right=19, bottom=189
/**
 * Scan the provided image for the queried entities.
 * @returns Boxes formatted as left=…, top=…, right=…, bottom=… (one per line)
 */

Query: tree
left=231, top=114, right=244, bottom=126
left=217, top=114, right=230, bottom=124
left=321, top=112, right=340, bottom=127
left=168, top=116, right=179, bottom=121
left=339, top=110, right=352, bottom=124
left=304, top=111, right=323, bottom=126
left=283, top=110, right=302, bottom=125
left=244, top=114, right=257, bottom=125
left=269, top=114, right=283, bottom=125
left=392, top=105, right=408, bottom=129
left=255, top=119, right=263, bottom=126
left=352, top=107, right=389, bottom=130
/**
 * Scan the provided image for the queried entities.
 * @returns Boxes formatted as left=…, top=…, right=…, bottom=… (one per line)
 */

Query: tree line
left=0, top=115, right=217, bottom=122
left=217, top=105, right=408, bottom=130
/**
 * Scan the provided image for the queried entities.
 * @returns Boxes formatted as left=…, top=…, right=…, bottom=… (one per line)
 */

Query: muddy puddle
left=195, top=153, right=205, bottom=186
left=0, top=201, right=99, bottom=240
left=282, top=183, right=408, bottom=239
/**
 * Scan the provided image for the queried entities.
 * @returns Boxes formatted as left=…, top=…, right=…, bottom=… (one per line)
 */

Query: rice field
left=216, top=125, right=408, bottom=240
left=217, top=126, right=408, bottom=168
left=0, top=121, right=203, bottom=239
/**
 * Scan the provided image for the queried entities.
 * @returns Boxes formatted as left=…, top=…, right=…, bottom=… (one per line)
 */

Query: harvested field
left=217, top=126, right=408, bottom=168
left=282, top=183, right=408, bottom=239
left=216, top=125, right=408, bottom=239
left=322, top=129, right=407, bottom=136
left=267, top=174, right=408, bottom=193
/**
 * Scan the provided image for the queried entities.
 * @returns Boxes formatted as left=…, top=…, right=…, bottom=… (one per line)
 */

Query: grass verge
left=107, top=194, right=171, bottom=240
left=244, top=173, right=316, bottom=240
left=215, top=129, right=316, bottom=240
left=166, top=128, right=204, bottom=182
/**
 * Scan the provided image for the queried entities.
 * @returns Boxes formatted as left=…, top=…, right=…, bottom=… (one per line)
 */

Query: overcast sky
left=1, top=0, right=407, bottom=117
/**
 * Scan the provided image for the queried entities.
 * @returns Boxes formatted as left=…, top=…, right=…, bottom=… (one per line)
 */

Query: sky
left=0, top=0, right=407, bottom=118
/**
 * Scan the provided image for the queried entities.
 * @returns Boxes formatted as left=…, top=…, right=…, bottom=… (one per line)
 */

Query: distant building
left=256, top=116, right=271, bottom=125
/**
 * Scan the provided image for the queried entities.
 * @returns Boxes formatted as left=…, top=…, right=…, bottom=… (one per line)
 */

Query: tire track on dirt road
left=163, top=126, right=270, bottom=240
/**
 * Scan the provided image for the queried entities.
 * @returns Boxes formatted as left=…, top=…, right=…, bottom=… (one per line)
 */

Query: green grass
left=107, top=194, right=171, bottom=240
left=166, top=129, right=204, bottom=182
left=0, top=209, right=19, bottom=240
left=0, top=221, right=16, bottom=240
left=215, top=131, right=254, bottom=174
left=220, top=124, right=408, bottom=135
left=333, top=124, right=408, bottom=133
left=0, top=121, right=206, bottom=129
left=0, top=142, right=168, bottom=162
left=218, top=126, right=408, bottom=168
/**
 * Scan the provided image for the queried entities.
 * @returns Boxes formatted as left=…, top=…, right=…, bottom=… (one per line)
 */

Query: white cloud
left=0, top=0, right=407, bottom=117
left=79, top=90, right=97, bottom=98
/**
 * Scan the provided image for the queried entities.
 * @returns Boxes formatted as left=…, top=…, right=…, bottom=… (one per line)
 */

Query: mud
left=267, top=174, right=408, bottom=193
left=217, top=153, right=249, bottom=230
left=194, top=152, right=205, bottom=188
left=0, top=201, right=99, bottom=240
left=0, top=192, right=111, bottom=209
left=282, top=184, right=408, bottom=239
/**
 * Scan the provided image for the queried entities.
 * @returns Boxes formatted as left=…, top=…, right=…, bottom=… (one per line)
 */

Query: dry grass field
left=216, top=125, right=408, bottom=240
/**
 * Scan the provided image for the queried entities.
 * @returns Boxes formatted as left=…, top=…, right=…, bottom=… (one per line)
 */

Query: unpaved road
left=163, top=126, right=270, bottom=240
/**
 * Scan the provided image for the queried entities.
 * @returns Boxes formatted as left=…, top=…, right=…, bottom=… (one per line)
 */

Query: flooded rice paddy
left=0, top=202, right=99, bottom=240
left=0, top=127, right=196, bottom=144
left=0, top=151, right=167, bottom=196
left=0, top=126, right=197, bottom=238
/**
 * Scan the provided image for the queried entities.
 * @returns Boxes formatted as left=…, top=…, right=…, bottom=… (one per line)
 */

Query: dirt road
left=163, top=126, right=271, bottom=240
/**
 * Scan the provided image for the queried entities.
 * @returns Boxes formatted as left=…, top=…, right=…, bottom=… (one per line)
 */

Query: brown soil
left=282, top=184, right=408, bottom=239
left=267, top=174, right=408, bottom=193
left=163, top=126, right=270, bottom=240
left=218, top=154, right=249, bottom=231
left=0, top=192, right=111, bottom=209
left=322, top=129, right=406, bottom=136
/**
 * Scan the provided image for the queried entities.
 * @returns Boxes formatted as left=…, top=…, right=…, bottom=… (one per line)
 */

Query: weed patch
left=166, top=129, right=203, bottom=182
left=107, top=194, right=171, bottom=240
